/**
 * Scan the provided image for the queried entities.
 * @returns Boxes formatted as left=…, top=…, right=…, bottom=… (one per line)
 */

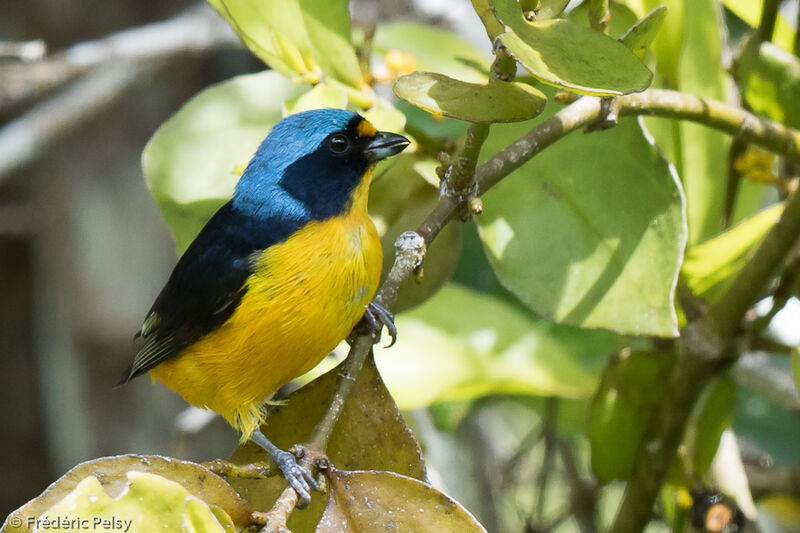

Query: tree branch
left=291, top=88, right=800, bottom=526
left=0, top=4, right=237, bottom=111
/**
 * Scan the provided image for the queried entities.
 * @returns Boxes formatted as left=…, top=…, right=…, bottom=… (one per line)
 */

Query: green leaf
left=376, top=284, right=623, bottom=410
left=588, top=351, right=676, bottom=482
left=721, top=0, right=797, bottom=54
left=227, top=355, right=425, bottom=531
left=677, top=0, right=730, bottom=244
left=739, top=39, right=800, bottom=130
left=493, top=6, right=652, bottom=96
left=620, top=6, right=668, bottom=56
left=682, top=203, right=784, bottom=300
left=4, top=455, right=252, bottom=533
left=393, top=72, right=546, bottom=123
left=477, top=95, right=685, bottom=336
left=318, top=468, right=486, bottom=532
left=297, top=0, right=366, bottom=90
left=207, top=0, right=314, bottom=79
left=40, top=473, right=229, bottom=533
left=370, top=157, right=461, bottom=312
left=568, top=0, right=639, bottom=39
left=373, top=23, right=490, bottom=84
left=536, top=0, right=571, bottom=20
left=142, top=71, right=306, bottom=253
left=284, top=82, right=348, bottom=114
left=792, top=348, right=800, bottom=394
left=620, top=0, right=684, bottom=82
left=686, top=376, right=736, bottom=477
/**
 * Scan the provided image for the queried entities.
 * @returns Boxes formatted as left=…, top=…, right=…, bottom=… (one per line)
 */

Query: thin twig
left=535, top=397, right=559, bottom=522
left=0, top=4, right=236, bottom=110
left=0, top=63, right=145, bottom=180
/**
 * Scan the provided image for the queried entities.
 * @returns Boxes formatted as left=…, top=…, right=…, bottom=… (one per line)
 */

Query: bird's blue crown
left=232, top=109, right=364, bottom=226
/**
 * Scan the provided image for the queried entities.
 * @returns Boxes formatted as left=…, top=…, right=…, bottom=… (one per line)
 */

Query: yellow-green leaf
left=620, top=6, right=668, bottom=56
left=298, top=0, right=366, bottom=90
left=207, top=0, right=314, bottom=78
left=721, top=0, right=796, bottom=54
left=477, top=92, right=685, bottom=336
left=3, top=455, right=251, bottom=533
left=393, top=72, right=546, bottom=123
left=682, top=203, right=784, bottom=300
left=493, top=0, right=652, bottom=96
left=377, top=284, right=623, bottom=409
left=317, top=468, right=486, bottom=533
left=739, top=39, right=800, bottom=130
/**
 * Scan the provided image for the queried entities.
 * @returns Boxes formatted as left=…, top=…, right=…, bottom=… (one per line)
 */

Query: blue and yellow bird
left=118, top=108, right=409, bottom=503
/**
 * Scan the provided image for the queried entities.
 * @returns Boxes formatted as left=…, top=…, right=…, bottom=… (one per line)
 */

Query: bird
left=118, top=108, right=409, bottom=505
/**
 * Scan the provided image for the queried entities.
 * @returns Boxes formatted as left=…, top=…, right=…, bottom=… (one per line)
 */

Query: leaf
left=393, top=72, right=546, bottom=123
left=317, top=468, right=487, bottom=533
left=739, top=39, right=800, bottom=130
left=142, top=71, right=307, bottom=252
left=682, top=203, right=784, bottom=300
left=227, top=354, right=425, bottom=531
left=298, top=0, right=366, bottom=90
left=720, top=0, right=797, bottom=54
left=568, top=0, right=639, bottom=39
left=588, top=351, right=676, bottom=482
left=373, top=23, right=490, bottom=84
left=284, top=82, right=348, bottom=114
left=3, top=455, right=252, bottom=533
left=677, top=0, right=730, bottom=244
left=39, top=473, right=228, bottom=533
left=376, top=284, right=623, bottom=410
left=792, top=347, right=800, bottom=395
left=495, top=14, right=652, bottom=95
left=207, top=0, right=313, bottom=78
left=620, top=6, right=668, bottom=56
left=477, top=95, right=686, bottom=336
left=536, top=0, right=571, bottom=20
left=687, top=376, right=736, bottom=477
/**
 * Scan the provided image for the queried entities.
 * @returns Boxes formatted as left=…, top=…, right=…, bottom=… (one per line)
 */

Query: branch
left=304, top=231, right=427, bottom=454
left=477, top=90, right=800, bottom=193
left=0, top=63, right=145, bottom=180
left=755, top=0, right=780, bottom=44
left=295, top=87, right=800, bottom=525
left=0, top=4, right=237, bottom=110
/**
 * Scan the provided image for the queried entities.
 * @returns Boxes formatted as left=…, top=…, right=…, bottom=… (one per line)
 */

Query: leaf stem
left=588, top=0, right=611, bottom=34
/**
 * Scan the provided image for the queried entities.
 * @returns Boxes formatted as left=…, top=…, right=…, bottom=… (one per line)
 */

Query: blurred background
left=2, top=1, right=800, bottom=532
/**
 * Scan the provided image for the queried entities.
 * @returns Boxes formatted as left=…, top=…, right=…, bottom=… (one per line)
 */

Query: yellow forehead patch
left=357, top=119, right=378, bottom=138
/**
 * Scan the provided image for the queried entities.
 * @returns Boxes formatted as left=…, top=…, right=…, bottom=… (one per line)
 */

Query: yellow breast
left=149, top=171, right=382, bottom=439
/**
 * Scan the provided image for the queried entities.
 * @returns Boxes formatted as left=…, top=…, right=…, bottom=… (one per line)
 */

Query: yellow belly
left=149, top=189, right=381, bottom=440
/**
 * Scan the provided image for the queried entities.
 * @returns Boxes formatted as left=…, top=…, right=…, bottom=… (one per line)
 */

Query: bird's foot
left=251, top=430, right=320, bottom=508
left=350, top=300, right=397, bottom=347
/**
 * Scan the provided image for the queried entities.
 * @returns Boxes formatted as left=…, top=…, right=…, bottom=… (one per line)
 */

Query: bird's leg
left=250, top=428, right=320, bottom=508
left=350, top=300, right=397, bottom=347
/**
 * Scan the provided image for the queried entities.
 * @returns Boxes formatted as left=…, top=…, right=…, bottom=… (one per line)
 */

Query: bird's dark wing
left=118, top=201, right=300, bottom=384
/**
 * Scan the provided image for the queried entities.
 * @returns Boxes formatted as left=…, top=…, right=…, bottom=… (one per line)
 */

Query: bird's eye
left=328, top=134, right=350, bottom=154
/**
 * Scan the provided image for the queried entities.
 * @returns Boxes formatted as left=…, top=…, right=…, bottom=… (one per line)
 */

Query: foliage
left=7, top=0, right=800, bottom=532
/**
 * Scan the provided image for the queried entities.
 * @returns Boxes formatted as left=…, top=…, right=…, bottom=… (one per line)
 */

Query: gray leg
left=250, top=428, right=319, bottom=508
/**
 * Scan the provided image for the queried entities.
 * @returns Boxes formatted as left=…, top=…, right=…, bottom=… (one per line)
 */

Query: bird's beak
left=365, top=131, right=410, bottom=161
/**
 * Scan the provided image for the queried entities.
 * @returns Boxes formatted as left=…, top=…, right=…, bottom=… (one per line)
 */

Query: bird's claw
left=273, top=448, right=319, bottom=509
left=364, top=301, right=397, bottom=347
